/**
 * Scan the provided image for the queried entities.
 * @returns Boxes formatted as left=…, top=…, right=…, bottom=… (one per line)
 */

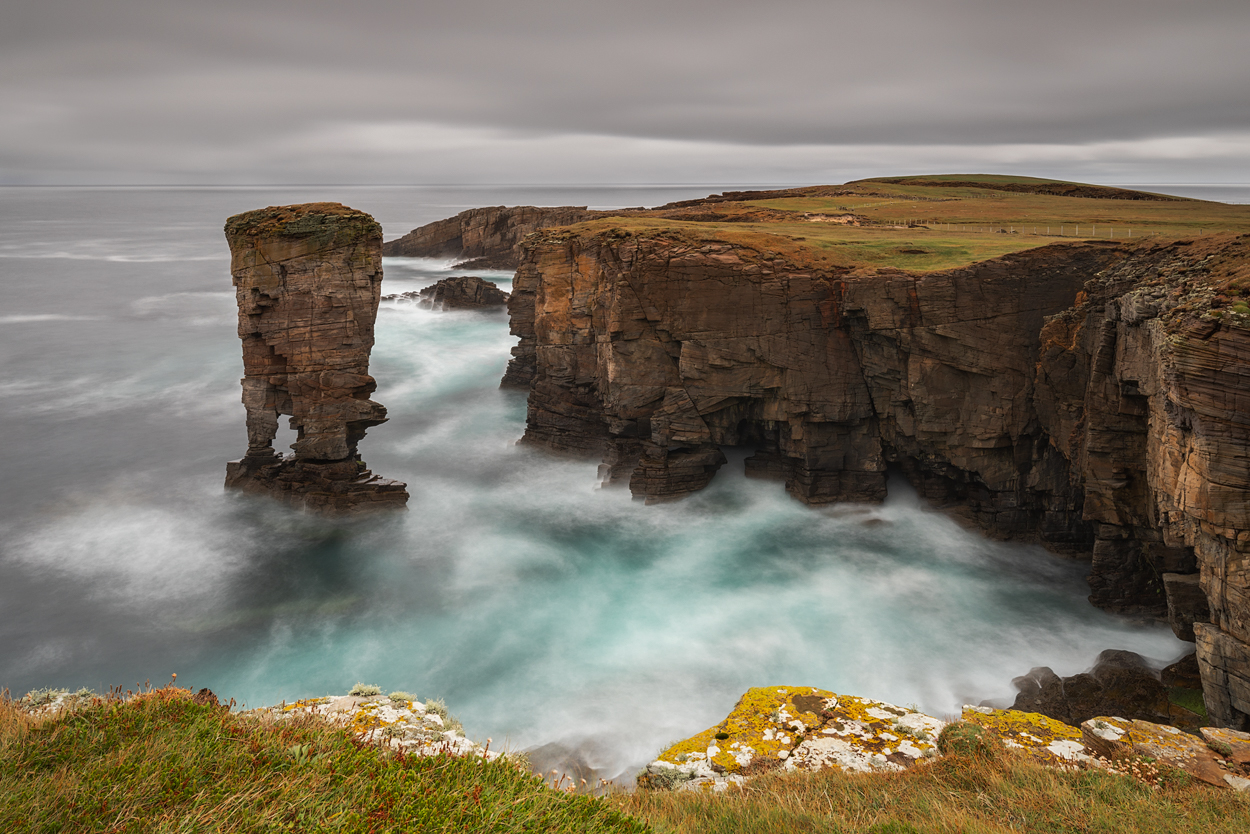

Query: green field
left=570, top=175, right=1250, bottom=273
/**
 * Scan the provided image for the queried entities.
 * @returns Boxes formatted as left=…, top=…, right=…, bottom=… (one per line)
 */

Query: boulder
left=638, top=686, right=944, bottom=792
left=1010, top=650, right=1174, bottom=726
left=1081, top=716, right=1243, bottom=788
left=959, top=706, right=1098, bottom=766
left=418, top=276, right=508, bottom=310
left=1163, top=573, right=1211, bottom=642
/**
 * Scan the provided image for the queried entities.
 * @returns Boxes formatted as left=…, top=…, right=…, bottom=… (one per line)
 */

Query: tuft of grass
left=348, top=682, right=382, bottom=697
left=616, top=748, right=1250, bottom=834
left=0, top=687, right=647, bottom=833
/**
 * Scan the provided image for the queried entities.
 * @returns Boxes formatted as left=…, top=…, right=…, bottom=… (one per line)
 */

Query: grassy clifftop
left=556, top=175, right=1250, bottom=274
left=5, top=687, right=1250, bottom=833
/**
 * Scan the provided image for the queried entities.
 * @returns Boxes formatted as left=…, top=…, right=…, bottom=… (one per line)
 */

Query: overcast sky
left=3, top=0, right=1249, bottom=185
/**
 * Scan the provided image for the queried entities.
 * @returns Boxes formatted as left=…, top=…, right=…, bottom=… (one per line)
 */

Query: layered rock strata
left=505, top=225, right=1250, bottom=727
left=224, top=203, right=408, bottom=514
left=381, top=205, right=602, bottom=269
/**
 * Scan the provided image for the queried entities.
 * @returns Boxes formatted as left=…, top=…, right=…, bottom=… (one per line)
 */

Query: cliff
left=381, top=205, right=603, bottom=269
left=223, top=202, right=408, bottom=514
left=503, top=219, right=1250, bottom=730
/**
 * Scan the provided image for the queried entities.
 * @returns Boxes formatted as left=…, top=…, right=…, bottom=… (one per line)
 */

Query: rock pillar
left=223, top=202, right=408, bottom=513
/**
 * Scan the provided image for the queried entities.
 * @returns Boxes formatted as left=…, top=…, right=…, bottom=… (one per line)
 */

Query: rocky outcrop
left=1009, top=650, right=1199, bottom=729
left=504, top=223, right=1250, bottom=728
left=639, top=686, right=945, bottom=792
left=418, top=276, right=508, bottom=309
left=381, top=206, right=602, bottom=269
left=383, top=277, right=509, bottom=310
left=639, top=687, right=1249, bottom=792
left=223, top=203, right=408, bottom=514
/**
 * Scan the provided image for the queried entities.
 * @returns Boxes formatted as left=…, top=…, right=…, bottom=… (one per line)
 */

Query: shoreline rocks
left=383, top=276, right=509, bottom=310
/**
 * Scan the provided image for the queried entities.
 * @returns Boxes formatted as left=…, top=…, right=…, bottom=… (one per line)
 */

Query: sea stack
left=223, top=202, right=408, bottom=513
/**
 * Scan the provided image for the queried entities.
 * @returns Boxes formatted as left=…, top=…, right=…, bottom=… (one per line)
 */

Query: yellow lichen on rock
left=655, top=686, right=833, bottom=778
left=643, top=686, right=946, bottom=792
left=961, top=706, right=1093, bottom=766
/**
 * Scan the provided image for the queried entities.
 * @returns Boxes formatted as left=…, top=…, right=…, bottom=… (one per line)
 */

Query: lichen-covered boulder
left=1081, top=716, right=1236, bottom=788
left=960, top=706, right=1097, bottom=766
left=247, top=692, right=503, bottom=762
left=639, top=686, right=945, bottom=792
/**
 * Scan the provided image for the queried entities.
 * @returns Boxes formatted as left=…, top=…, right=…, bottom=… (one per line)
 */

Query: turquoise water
left=0, top=186, right=1190, bottom=779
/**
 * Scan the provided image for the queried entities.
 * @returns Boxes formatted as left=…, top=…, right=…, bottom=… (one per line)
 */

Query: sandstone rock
left=1081, top=716, right=1235, bottom=787
left=417, top=276, right=508, bottom=310
left=504, top=221, right=1250, bottom=726
left=1161, top=652, right=1203, bottom=690
left=382, top=205, right=601, bottom=269
left=1009, top=650, right=1184, bottom=727
left=1163, top=572, right=1211, bottom=641
left=1196, top=622, right=1250, bottom=730
left=1201, top=726, right=1250, bottom=766
left=639, top=686, right=944, bottom=792
left=223, top=203, right=408, bottom=514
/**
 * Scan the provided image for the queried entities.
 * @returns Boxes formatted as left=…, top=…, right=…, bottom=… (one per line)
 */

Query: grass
left=572, top=176, right=1250, bottom=273
left=614, top=747, right=1250, bottom=834
left=0, top=686, right=647, bottom=833
left=6, top=686, right=1249, bottom=833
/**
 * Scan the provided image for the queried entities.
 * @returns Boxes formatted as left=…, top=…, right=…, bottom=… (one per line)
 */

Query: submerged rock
left=223, top=203, right=408, bottom=514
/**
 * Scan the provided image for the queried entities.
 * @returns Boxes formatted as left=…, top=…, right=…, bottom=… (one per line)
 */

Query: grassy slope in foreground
left=7, top=689, right=1250, bottom=833
left=1, top=688, right=644, bottom=834
left=569, top=174, right=1250, bottom=274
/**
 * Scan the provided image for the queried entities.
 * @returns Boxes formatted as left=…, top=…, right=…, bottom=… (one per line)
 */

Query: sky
left=3, top=0, right=1249, bottom=186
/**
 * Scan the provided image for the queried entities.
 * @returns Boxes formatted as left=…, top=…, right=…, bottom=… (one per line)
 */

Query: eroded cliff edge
left=503, top=224, right=1250, bottom=729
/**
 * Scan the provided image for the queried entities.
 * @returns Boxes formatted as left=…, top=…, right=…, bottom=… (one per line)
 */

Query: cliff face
left=224, top=203, right=408, bottom=514
left=381, top=206, right=601, bottom=269
left=505, top=225, right=1250, bottom=729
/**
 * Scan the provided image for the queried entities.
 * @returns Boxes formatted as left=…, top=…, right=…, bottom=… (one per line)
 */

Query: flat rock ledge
left=641, top=685, right=1250, bottom=793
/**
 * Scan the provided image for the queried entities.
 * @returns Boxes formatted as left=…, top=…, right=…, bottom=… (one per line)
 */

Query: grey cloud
left=3, top=0, right=1249, bottom=183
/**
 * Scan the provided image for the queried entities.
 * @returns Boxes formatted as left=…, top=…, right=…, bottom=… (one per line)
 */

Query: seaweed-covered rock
left=639, top=686, right=944, bottom=792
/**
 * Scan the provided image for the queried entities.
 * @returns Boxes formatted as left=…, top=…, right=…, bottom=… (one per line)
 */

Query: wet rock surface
left=223, top=203, right=408, bottom=514
left=1009, top=650, right=1204, bottom=730
left=383, top=277, right=509, bottom=310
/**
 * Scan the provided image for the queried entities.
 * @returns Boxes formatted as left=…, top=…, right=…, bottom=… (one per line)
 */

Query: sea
left=1, top=182, right=1243, bottom=779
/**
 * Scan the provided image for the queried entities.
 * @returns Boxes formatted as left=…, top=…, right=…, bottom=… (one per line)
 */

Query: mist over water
left=0, top=186, right=1195, bottom=779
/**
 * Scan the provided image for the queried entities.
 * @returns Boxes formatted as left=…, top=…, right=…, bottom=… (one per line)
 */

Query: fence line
left=858, top=220, right=1223, bottom=239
